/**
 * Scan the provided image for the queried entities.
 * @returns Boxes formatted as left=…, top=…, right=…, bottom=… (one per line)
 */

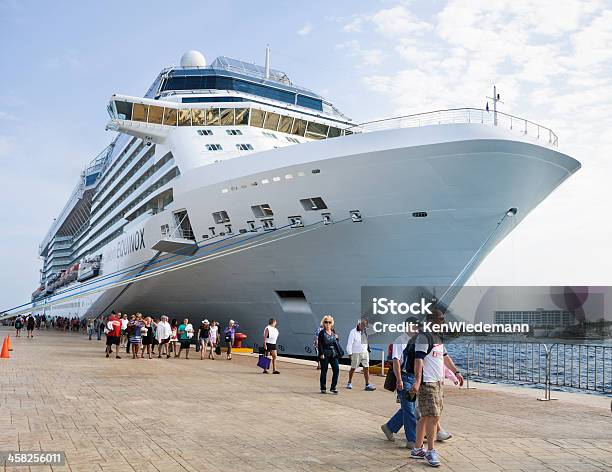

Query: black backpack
left=401, top=331, right=435, bottom=374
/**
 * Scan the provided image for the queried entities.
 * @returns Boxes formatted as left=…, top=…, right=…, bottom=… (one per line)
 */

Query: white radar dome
left=180, top=50, right=206, bottom=68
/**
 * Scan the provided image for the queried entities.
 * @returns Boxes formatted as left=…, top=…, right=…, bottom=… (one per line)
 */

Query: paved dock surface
left=0, top=327, right=611, bottom=472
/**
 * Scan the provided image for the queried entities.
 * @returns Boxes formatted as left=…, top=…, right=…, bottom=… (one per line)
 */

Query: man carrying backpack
left=409, top=308, right=463, bottom=468
left=380, top=317, right=420, bottom=448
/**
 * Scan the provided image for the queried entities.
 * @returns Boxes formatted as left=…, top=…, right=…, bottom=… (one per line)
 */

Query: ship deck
left=0, top=327, right=610, bottom=472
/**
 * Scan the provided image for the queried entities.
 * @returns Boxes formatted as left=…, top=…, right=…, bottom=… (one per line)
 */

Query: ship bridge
left=144, top=52, right=347, bottom=119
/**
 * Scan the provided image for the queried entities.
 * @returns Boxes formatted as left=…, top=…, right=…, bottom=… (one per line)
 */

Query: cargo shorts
left=417, top=381, right=443, bottom=417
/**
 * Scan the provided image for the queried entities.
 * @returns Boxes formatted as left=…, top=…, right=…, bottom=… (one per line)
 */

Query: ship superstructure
left=22, top=49, right=579, bottom=355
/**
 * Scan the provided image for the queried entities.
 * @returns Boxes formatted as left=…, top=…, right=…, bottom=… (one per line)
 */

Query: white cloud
left=371, top=5, right=432, bottom=37
left=342, top=16, right=364, bottom=33
left=336, top=40, right=385, bottom=66
left=297, top=23, right=313, bottom=36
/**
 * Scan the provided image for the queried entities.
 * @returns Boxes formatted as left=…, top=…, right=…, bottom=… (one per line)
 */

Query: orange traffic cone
left=6, top=335, right=12, bottom=351
left=0, top=338, right=9, bottom=359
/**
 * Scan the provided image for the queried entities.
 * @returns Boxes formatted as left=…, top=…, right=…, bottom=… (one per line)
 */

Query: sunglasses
left=324, top=321, right=332, bottom=324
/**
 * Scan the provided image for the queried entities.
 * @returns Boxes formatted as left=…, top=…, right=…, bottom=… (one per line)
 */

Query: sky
left=1, top=0, right=611, bottom=311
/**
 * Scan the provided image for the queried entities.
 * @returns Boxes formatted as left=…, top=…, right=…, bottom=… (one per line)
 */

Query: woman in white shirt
left=263, top=318, right=280, bottom=374
left=208, top=321, right=219, bottom=359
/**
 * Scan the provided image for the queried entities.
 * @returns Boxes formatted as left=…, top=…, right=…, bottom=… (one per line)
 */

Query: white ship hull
left=32, top=123, right=579, bottom=355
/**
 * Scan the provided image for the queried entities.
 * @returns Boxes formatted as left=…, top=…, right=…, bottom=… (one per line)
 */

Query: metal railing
left=462, top=340, right=612, bottom=399
left=350, top=108, right=558, bottom=147
left=160, top=224, right=195, bottom=241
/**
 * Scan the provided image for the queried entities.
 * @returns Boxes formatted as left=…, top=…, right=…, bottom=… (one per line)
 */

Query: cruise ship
left=17, top=49, right=579, bottom=355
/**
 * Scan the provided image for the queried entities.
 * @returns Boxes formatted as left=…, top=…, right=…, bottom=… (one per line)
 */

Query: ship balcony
left=347, top=107, right=558, bottom=147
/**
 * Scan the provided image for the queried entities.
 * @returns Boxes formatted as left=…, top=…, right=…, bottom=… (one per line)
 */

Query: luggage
left=257, top=354, right=271, bottom=370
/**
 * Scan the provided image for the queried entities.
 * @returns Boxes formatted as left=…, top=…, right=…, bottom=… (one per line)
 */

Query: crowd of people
left=99, top=312, right=241, bottom=361
left=9, top=307, right=461, bottom=467
left=12, top=313, right=82, bottom=336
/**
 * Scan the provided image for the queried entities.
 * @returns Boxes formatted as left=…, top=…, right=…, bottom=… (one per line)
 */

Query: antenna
left=264, top=44, right=270, bottom=79
left=486, top=85, right=504, bottom=126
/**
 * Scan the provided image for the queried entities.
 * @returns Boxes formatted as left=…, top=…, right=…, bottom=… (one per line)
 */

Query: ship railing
left=463, top=340, right=611, bottom=399
left=160, top=224, right=195, bottom=241
left=349, top=108, right=558, bottom=147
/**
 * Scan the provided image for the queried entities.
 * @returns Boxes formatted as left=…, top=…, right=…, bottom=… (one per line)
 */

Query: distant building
left=494, top=309, right=576, bottom=329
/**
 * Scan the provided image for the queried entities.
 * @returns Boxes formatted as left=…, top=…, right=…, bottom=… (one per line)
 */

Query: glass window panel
left=235, top=108, right=249, bottom=125
left=263, top=112, right=281, bottom=130
left=296, top=95, right=323, bottom=111
left=305, top=132, right=325, bottom=140
left=328, top=127, right=341, bottom=138
left=132, top=103, right=148, bottom=122
left=291, top=118, right=307, bottom=136
left=250, top=108, right=265, bottom=127
left=278, top=115, right=294, bottom=133
left=162, top=108, right=177, bottom=126
left=206, top=108, right=220, bottom=125
left=306, top=121, right=329, bottom=137
left=148, top=105, right=163, bottom=124
left=115, top=101, right=132, bottom=120
left=191, top=108, right=206, bottom=125
left=219, top=108, right=235, bottom=125
left=178, top=109, right=191, bottom=126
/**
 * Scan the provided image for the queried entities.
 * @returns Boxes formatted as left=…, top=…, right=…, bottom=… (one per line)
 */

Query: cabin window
left=115, top=101, right=132, bottom=120
left=220, top=108, right=235, bottom=126
left=278, top=115, right=294, bottom=133
left=250, top=109, right=265, bottom=127
left=177, top=109, right=191, bottom=126
left=291, top=119, right=307, bottom=137
left=148, top=105, right=164, bottom=124
left=162, top=108, right=177, bottom=126
left=132, top=103, right=148, bottom=122
left=264, top=112, right=281, bottom=131
left=251, top=204, right=274, bottom=218
left=206, top=108, right=220, bottom=125
left=192, top=109, right=206, bottom=125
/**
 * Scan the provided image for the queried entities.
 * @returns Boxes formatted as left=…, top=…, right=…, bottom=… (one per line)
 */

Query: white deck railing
left=349, top=108, right=558, bottom=147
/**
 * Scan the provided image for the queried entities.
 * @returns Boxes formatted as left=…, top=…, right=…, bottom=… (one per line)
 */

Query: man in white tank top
left=263, top=318, right=280, bottom=374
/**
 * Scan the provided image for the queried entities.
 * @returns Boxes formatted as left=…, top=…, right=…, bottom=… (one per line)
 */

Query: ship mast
left=265, top=45, right=270, bottom=79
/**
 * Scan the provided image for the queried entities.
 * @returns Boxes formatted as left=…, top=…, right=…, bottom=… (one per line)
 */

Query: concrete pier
left=0, top=327, right=610, bottom=471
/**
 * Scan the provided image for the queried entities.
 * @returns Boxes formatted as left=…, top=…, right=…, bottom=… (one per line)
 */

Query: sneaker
left=330, top=388, right=338, bottom=394
left=365, top=384, right=377, bottom=391
left=380, top=424, right=395, bottom=442
left=410, top=447, right=427, bottom=460
left=320, top=389, right=327, bottom=394
left=273, top=371, right=280, bottom=374
left=425, top=449, right=441, bottom=467
left=346, top=382, right=353, bottom=389
left=436, top=429, right=452, bottom=442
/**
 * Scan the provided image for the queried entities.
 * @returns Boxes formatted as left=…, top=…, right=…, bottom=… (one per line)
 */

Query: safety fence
left=461, top=340, right=612, bottom=399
